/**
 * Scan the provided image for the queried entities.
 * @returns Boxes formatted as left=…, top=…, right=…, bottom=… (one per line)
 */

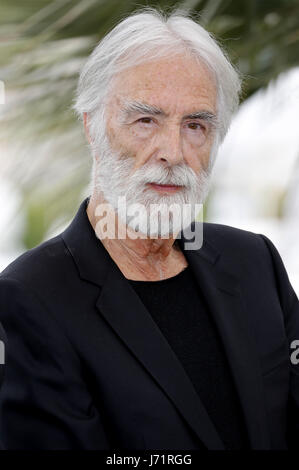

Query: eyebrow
left=119, top=100, right=218, bottom=127
left=120, top=101, right=164, bottom=118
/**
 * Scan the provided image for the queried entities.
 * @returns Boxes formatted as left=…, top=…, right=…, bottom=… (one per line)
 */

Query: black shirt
left=128, top=264, right=250, bottom=450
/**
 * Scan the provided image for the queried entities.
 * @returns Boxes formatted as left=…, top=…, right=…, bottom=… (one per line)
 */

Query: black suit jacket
left=0, top=322, right=5, bottom=388
left=0, top=318, right=5, bottom=450
left=0, top=197, right=298, bottom=450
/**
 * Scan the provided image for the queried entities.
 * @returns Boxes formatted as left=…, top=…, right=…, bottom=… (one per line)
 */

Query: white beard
left=92, top=133, right=214, bottom=237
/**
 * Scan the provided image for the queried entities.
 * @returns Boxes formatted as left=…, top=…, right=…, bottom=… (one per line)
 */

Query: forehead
left=107, top=55, right=217, bottom=113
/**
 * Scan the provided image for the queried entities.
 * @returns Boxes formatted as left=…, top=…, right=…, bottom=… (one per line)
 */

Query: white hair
left=73, top=7, right=241, bottom=168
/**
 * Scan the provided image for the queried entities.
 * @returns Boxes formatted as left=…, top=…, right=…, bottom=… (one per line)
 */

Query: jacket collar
left=61, top=197, right=271, bottom=450
left=61, top=197, right=219, bottom=286
left=61, top=196, right=112, bottom=287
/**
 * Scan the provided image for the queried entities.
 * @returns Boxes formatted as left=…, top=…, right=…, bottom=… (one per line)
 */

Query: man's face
left=92, top=54, right=218, bottom=237
left=105, top=54, right=217, bottom=175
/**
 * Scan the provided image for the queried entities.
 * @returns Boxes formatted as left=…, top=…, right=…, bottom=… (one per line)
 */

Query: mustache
left=122, top=160, right=200, bottom=189
left=94, top=134, right=211, bottom=201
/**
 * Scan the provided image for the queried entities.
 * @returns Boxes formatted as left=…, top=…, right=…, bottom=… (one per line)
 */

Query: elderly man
left=0, top=8, right=298, bottom=451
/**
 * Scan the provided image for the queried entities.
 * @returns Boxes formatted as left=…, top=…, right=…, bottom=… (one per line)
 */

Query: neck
left=86, top=192, right=187, bottom=280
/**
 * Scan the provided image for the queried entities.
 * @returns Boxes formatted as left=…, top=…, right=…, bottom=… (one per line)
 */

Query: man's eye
left=187, top=122, right=204, bottom=130
left=137, top=117, right=153, bottom=124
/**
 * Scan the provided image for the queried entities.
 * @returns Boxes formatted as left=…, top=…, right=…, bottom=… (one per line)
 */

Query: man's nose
left=157, top=124, right=184, bottom=166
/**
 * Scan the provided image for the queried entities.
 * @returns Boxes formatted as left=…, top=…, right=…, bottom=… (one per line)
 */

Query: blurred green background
left=0, top=0, right=299, bottom=290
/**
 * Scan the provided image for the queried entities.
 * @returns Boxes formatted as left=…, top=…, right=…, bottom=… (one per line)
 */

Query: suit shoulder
left=203, top=221, right=261, bottom=247
left=201, top=221, right=269, bottom=263
left=0, top=234, right=71, bottom=287
left=203, top=221, right=259, bottom=238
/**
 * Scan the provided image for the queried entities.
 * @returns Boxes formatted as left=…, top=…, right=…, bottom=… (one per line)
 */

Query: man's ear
left=83, top=112, right=92, bottom=145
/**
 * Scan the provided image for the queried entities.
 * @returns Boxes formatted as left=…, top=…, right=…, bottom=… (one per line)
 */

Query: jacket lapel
left=97, top=257, right=225, bottom=450
left=62, top=198, right=270, bottom=450
left=62, top=198, right=224, bottom=449
left=176, top=232, right=271, bottom=449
